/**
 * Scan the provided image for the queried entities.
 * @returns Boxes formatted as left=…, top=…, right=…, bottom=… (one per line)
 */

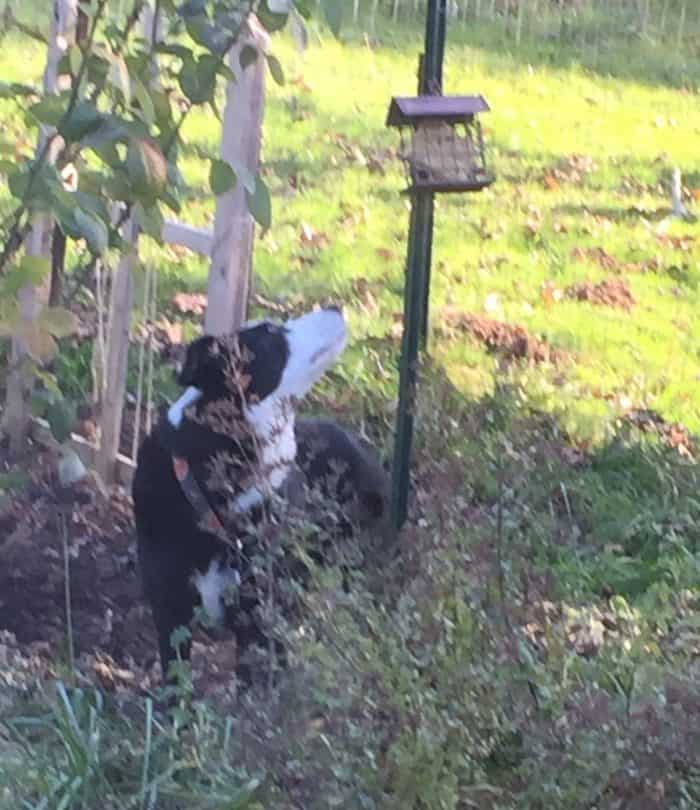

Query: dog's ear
left=177, top=336, right=222, bottom=388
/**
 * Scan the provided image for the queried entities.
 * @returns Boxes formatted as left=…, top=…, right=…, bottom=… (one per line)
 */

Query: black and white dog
left=132, top=307, right=388, bottom=687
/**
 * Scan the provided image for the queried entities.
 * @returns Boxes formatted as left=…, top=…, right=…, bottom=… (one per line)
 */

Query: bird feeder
left=386, top=91, right=494, bottom=533
left=385, top=0, right=495, bottom=534
left=386, top=95, right=494, bottom=193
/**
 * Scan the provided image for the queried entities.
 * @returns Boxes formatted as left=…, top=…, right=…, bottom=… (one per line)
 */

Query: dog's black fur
left=133, top=322, right=388, bottom=687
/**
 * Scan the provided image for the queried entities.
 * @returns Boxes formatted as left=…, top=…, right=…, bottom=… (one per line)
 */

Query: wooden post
left=95, top=2, right=161, bottom=480
left=95, top=217, right=137, bottom=483
left=2, top=0, right=76, bottom=456
left=205, top=15, right=269, bottom=336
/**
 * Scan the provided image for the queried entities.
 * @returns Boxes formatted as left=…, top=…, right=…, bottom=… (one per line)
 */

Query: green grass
left=1, top=6, right=700, bottom=808
left=2, top=7, right=700, bottom=437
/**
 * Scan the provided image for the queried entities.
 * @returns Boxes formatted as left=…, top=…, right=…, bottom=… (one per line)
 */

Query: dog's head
left=167, top=307, right=347, bottom=429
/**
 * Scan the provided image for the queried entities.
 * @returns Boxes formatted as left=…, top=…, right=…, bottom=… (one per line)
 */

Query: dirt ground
left=0, top=442, right=240, bottom=702
left=438, top=308, right=563, bottom=364
left=565, top=277, right=636, bottom=310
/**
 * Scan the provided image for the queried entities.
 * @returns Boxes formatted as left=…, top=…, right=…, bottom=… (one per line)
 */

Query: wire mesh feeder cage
left=386, top=95, right=494, bottom=193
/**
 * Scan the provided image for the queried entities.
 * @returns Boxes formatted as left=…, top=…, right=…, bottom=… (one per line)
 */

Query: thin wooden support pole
left=96, top=218, right=137, bottom=483
left=205, top=15, right=269, bottom=335
left=145, top=269, right=157, bottom=435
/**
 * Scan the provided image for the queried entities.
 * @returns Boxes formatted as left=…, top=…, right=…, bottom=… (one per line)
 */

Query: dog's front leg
left=150, top=588, right=197, bottom=686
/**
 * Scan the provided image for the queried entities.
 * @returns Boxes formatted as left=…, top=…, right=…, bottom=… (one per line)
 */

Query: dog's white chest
left=231, top=398, right=296, bottom=513
left=260, top=415, right=296, bottom=490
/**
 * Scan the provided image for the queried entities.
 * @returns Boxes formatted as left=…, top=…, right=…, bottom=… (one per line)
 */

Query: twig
left=60, top=508, right=76, bottom=686
left=88, top=0, right=147, bottom=104
left=495, top=451, right=512, bottom=634
left=145, top=266, right=156, bottom=434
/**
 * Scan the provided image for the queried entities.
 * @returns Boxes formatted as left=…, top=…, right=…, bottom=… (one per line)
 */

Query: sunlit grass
left=1, top=7, right=699, bottom=438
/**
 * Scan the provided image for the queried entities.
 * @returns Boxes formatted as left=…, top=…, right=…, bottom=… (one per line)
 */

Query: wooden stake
left=205, top=15, right=269, bottom=336
left=95, top=218, right=137, bottom=483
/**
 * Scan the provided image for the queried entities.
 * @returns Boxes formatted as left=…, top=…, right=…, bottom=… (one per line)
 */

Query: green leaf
left=217, top=63, right=236, bottom=83
left=246, top=176, right=272, bottom=232
left=40, top=307, right=79, bottom=338
left=257, top=2, right=289, bottom=32
left=85, top=52, right=110, bottom=87
left=0, top=82, right=38, bottom=99
left=58, top=101, right=104, bottom=142
left=209, top=158, right=237, bottom=195
left=197, top=53, right=220, bottom=85
left=21, top=324, right=58, bottom=361
left=178, top=54, right=216, bottom=105
left=239, top=44, right=258, bottom=71
left=180, top=0, right=207, bottom=18
left=154, top=42, right=192, bottom=60
left=31, top=388, right=53, bottom=418
left=74, top=190, right=111, bottom=224
left=0, top=159, right=15, bottom=176
left=68, top=44, right=82, bottom=77
left=132, top=77, right=155, bottom=127
left=265, top=53, right=285, bottom=86
left=161, top=187, right=182, bottom=214
left=73, top=208, right=110, bottom=255
left=6, top=165, right=29, bottom=199
left=126, top=137, right=167, bottom=204
left=294, top=0, right=314, bottom=19
left=197, top=22, right=231, bottom=55
left=321, top=0, right=344, bottom=37
left=46, top=397, right=77, bottom=445
left=2, top=256, right=51, bottom=297
left=150, top=88, right=174, bottom=130
left=7, top=161, right=63, bottom=208
left=27, top=95, right=65, bottom=127
left=108, top=52, right=132, bottom=103
left=136, top=201, right=164, bottom=243
left=103, top=169, right=132, bottom=202
left=34, top=367, right=61, bottom=397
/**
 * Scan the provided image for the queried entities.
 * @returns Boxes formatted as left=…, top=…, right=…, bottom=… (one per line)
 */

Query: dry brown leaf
left=172, top=292, right=207, bottom=315
left=375, top=247, right=396, bottom=262
left=299, top=223, right=329, bottom=249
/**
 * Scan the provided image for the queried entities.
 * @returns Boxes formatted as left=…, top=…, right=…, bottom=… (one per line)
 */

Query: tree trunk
left=3, top=0, right=77, bottom=457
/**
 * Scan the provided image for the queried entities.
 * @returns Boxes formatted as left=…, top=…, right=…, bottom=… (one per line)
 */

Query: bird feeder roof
left=386, top=95, right=490, bottom=127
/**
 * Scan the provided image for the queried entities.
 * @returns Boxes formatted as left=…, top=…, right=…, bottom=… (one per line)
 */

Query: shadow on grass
left=404, top=356, right=700, bottom=602
left=347, top=9, right=700, bottom=91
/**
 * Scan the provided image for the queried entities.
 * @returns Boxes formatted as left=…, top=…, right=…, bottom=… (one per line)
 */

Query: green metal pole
left=391, top=0, right=448, bottom=531
left=390, top=190, right=433, bottom=530
left=419, top=0, right=447, bottom=348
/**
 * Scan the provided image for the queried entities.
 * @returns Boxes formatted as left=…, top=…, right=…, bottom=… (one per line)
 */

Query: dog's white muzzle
left=277, top=307, right=347, bottom=400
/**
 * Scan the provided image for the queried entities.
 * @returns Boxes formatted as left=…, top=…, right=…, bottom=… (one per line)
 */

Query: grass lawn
left=0, top=4, right=699, bottom=808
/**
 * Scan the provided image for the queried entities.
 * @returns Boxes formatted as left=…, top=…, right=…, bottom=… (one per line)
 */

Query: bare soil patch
left=571, top=246, right=659, bottom=274
left=565, top=277, right=636, bottom=310
left=0, top=444, right=241, bottom=702
left=438, top=308, right=562, bottom=364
